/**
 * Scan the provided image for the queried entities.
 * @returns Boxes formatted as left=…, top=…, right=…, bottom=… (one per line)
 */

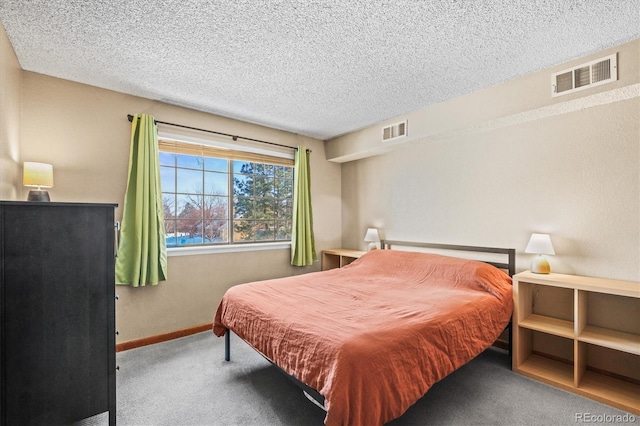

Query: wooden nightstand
left=321, top=249, right=366, bottom=271
left=512, top=271, right=640, bottom=415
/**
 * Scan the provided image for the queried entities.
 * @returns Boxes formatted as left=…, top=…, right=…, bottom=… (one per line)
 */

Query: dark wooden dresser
left=0, top=201, right=117, bottom=425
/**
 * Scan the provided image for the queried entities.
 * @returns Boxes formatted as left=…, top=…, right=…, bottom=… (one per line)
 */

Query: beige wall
left=0, top=21, right=21, bottom=199
left=331, top=40, right=640, bottom=282
left=20, top=72, right=342, bottom=342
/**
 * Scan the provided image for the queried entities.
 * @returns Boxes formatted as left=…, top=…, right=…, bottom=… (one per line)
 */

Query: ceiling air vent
left=551, top=53, right=617, bottom=97
left=382, top=120, right=408, bottom=142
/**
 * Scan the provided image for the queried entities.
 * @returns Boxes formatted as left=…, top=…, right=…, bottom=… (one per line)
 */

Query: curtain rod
left=127, top=114, right=310, bottom=153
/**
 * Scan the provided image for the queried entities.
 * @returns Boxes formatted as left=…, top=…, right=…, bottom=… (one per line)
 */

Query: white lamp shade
left=525, top=233, right=555, bottom=255
left=363, top=228, right=380, bottom=242
left=23, top=162, right=54, bottom=188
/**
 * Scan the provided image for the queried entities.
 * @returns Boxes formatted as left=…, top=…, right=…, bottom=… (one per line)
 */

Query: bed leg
left=225, top=329, right=230, bottom=361
left=508, top=321, right=512, bottom=369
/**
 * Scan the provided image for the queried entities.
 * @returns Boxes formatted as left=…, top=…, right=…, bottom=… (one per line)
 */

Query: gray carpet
left=116, top=332, right=636, bottom=425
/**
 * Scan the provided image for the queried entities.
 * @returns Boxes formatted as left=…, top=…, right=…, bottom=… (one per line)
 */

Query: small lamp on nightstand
left=525, top=233, right=555, bottom=274
left=23, top=162, right=54, bottom=202
left=364, top=228, right=380, bottom=252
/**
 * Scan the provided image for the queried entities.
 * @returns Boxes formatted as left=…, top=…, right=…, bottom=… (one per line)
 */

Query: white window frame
left=158, top=130, right=295, bottom=256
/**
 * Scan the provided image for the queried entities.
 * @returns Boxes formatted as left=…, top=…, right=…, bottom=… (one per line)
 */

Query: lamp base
left=27, top=190, right=50, bottom=202
left=530, top=255, right=551, bottom=274
left=367, top=242, right=377, bottom=252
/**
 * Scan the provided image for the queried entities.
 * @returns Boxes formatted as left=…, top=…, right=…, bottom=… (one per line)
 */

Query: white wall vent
left=382, top=120, right=408, bottom=142
left=551, top=53, right=617, bottom=97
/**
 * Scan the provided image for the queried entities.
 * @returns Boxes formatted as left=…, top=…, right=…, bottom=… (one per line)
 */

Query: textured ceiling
left=1, top=1, right=638, bottom=140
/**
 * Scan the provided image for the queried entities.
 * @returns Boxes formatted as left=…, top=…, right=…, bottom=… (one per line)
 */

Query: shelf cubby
left=518, top=353, right=574, bottom=388
left=579, top=370, right=640, bottom=412
left=321, top=249, right=366, bottom=271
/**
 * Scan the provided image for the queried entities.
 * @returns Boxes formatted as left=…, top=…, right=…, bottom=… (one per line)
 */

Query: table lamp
left=525, top=233, right=555, bottom=274
left=364, top=228, right=380, bottom=251
left=23, top=162, right=54, bottom=202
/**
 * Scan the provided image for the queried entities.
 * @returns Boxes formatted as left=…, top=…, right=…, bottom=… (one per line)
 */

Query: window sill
left=167, top=241, right=292, bottom=257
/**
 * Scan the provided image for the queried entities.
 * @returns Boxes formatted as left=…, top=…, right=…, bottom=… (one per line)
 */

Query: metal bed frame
left=380, top=240, right=516, bottom=276
left=223, top=240, right=516, bottom=411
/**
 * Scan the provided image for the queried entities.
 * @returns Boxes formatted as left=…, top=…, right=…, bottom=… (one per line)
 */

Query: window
left=159, top=139, right=294, bottom=248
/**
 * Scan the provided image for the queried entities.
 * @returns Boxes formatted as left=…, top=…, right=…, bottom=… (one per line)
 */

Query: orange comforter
left=213, top=250, right=513, bottom=425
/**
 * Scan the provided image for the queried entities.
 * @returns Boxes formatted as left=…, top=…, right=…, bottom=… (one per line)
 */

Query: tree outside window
left=233, top=162, right=293, bottom=242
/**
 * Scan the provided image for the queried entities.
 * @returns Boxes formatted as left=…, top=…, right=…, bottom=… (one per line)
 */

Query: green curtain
left=115, top=113, right=168, bottom=286
left=291, top=146, right=317, bottom=266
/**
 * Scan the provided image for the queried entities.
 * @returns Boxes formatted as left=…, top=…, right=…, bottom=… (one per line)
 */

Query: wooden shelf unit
left=321, top=249, right=366, bottom=271
left=513, top=271, right=640, bottom=415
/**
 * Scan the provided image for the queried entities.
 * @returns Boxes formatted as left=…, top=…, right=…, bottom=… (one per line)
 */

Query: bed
left=213, top=240, right=515, bottom=425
